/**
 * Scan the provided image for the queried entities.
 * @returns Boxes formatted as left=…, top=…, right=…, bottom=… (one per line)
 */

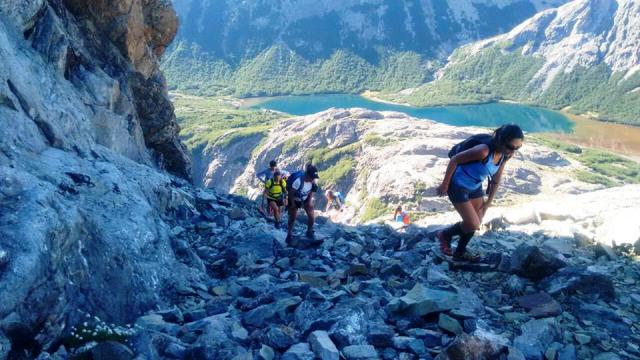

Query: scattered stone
left=282, top=343, right=315, bottom=360
left=156, top=307, right=184, bottom=324
left=574, top=333, right=591, bottom=345
left=571, top=302, right=630, bottom=339
left=436, top=330, right=509, bottom=360
left=438, top=313, right=463, bottom=335
left=594, top=243, right=617, bottom=260
left=513, top=318, right=561, bottom=360
left=89, top=341, right=134, bottom=360
left=298, top=271, right=329, bottom=287
left=265, top=326, right=295, bottom=350
left=229, top=207, right=246, bottom=220
left=593, top=353, right=621, bottom=360
left=367, top=324, right=395, bottom=347
left=164, top=342, right=187, bottom=359
left=258, top=345, right=275, bottom=360
left=0, top=249, right=9, bottom=270
left=342, top=345, right=379, bottom=360
left=558, top=345, right=576, bottom=360
left=509, top=244, right=566, bottom=280
left=309, top=331, right=339, bottom=360
left=390, top=283, right=458, bottom=316
left=541, top=266, right=615, bottom=300
left=517, top=292, right=562, bottom=318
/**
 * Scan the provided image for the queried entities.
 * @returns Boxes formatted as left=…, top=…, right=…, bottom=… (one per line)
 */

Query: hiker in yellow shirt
left=264, top=170, right=287, bottom=229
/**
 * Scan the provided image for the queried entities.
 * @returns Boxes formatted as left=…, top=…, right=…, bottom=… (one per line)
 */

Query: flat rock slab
left=517, top=292, right=562, bottom=318
left=342, top=345, right=380, bottom=360
left=309, top=330, right=339, bottom=360
left=391, top=283, right=458, bottom=317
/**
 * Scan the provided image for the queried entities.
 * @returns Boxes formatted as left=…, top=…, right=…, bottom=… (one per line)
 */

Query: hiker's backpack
left=285, top=170, right=305, bottom=193
left=266, top=178, right=286, bottom=198
left=448, top=134, right=495, bottom=164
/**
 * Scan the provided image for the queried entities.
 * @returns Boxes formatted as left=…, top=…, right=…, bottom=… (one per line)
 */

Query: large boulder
left=513, top=318, right=561, bottom=360
left=509, top=244, right=566, bottom=280
left=540, top=266, right=615, bottom=300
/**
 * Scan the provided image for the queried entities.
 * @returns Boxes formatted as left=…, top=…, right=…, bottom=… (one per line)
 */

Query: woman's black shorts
left=268, top=198, right=284, bottom=207
left=447, top=181, right=484, bottom=204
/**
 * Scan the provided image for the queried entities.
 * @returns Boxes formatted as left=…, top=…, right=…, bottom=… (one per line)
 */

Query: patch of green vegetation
left=309, top=143, right=360, bottom=168
left=574, top=171, right=617, bottom=187
left=577, top=149, right=640, bottom=185
left=173, top=94, right=284, bottom=151
left=282, top=135, right=303, bottom=154
left=360, top=198, right=390, bottom=222
left=363, top=133, right=394, bottom=147
left=318, top=157, right=355, bottom=188
left=217, top=126, right=270, bottom=148
left=414, top=181, right=428, bottom=203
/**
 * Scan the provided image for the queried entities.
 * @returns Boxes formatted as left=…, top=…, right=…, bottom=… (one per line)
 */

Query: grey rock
left=0, top=250, right=8, bottom=270
left=342, top=345, right=380, bottom=360
left=438, top=313, right=463, bottom=335
left=229, top=207, right=246, bottom=220
left=391, top=283, right=458, bottom=316
left=309, top=331, right=339, bottom=360
left=594, top=243, right=617, bottom=260
left=541, top=266, right=615, bottom=300
left=517, top=292, right=562, bottom=318
left=571, top=302, right=630, bottom=339
left=328, top=308, right=368, bottom=347
left=392, top=336, right=428, bottom=358
left=265, top=326, right=295, bottom=350
left=90, top=341, right=134, bottom=360
left=557, top=345, right=576, bottom=360
left=165, top=342, right=187, bottom=359
left=435, top=330, right=509, bottom=360
left=513, top=318, right=561, bottom=360
left=282, top=343, right=315, bottom=360
left=136, top=314, right=182, bottom=337
left=156, top=307, right=184, bottom=324
left=593, top=353, right=621, bottom=360
left=184, top=308, right=207, bottom=323
left=367, top=323, right=395, bottom=347
left=510, top=244, right=566, bottom=280
left=258, top=345, right=275, bottom=360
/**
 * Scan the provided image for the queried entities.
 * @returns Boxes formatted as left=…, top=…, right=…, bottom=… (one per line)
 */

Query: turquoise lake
left=252, top=94, right=575, bottom=133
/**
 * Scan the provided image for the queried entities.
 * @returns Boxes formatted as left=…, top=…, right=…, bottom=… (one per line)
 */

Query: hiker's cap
left=269, top=160, right=277, bottom=168
left=305, top=164, right=319, bottom=179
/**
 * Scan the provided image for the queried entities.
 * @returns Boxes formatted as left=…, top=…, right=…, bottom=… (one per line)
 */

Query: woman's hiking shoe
left=437, top=231, right=453, bottom=256
left=306, top=230, right=315, bottom=240
left=453, top=252, right=482, bottom=263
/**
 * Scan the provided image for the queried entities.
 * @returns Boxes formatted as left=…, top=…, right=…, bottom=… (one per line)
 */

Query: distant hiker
left=394, top=206, right=410, bottom=226
left=436, top=124, right=524, bottom=261
left=286, top=164, right=320, bottom=245
left=256, top=160, right=278, bottom=184
left=264, top=170, right=287, bottom=229
left=324, top=189, right=345, bottom=212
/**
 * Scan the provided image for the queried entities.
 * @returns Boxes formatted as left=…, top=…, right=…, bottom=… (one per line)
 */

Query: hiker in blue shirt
left=324, top=189, right=344, bottom=212
left=436, top=124, right=524, bottom=262
left=256, top=160, right=278, bottom=184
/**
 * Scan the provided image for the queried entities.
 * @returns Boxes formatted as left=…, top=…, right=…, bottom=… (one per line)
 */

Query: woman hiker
left=436, top=124, right=524, bottom=262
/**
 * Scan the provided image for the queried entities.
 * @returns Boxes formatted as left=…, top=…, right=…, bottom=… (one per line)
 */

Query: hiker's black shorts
left=268, top=198, right=284, bottom=207
left=448, top=181, right=484, bottom=204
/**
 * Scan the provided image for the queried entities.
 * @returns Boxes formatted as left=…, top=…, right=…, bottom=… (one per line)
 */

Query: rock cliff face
left=0, top=0, right=194, bottom=353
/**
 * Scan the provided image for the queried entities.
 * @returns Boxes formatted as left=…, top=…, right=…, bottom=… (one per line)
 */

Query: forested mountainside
left=162, top=0, right=568, bottom=96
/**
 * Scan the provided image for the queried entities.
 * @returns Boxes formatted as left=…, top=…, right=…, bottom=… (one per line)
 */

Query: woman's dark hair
left=493, top=124, right=524, bottom=146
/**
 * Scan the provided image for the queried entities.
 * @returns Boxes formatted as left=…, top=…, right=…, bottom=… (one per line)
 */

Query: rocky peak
left=467, top=0, right=640, bottom=89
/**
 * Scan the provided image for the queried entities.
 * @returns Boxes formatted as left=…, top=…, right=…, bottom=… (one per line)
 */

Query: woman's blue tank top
left=453, top=151, right=504, bottom=190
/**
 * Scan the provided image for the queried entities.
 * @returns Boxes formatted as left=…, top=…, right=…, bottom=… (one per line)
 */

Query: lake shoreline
left=236, top=92, right=640, bottom=163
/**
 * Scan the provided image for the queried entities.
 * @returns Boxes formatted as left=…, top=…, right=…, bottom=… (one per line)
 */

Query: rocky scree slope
left=199, top=108, right=608, bottom=223
left=0, top=0, right=193, bottom=356
left=162, top=0, right=569, bottom=96
left=28, top=185, right=640, bottom=359
left=389, top=0, right=640, bottom=125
